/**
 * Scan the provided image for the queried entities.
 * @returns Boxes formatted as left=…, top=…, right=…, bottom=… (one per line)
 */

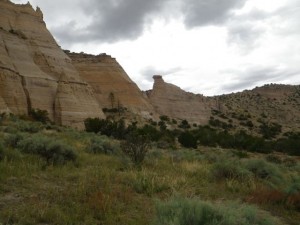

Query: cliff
left=68, top=52, right=156, bottom=120
left=147, top=75, right=216, bottom=124
left=0, top=0, right=104, bottom=128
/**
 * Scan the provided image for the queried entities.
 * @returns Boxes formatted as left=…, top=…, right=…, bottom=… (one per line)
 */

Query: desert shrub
left=121, top=132, right=150, bottom=166
left=243, top=159, right=283, bottom=184
left=16, top=120, right=44, bottom=133
left=86, top=136, right=119, bottom=155
left=4, top=133, right=25, bottom=148
left=3, top=126, right=18, bottom=134
left=178, top=131, right=197, bottom=149
left=17, top=135, right=77, bottom=165
left=153, top=198, right=279, bottom=225
left=212, top=160, right=252, bottom=181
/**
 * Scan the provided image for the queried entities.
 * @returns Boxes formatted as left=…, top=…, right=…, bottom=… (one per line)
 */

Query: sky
left=11, top=0, right=300, bottom=96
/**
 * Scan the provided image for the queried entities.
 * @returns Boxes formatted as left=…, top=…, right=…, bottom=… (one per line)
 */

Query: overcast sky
left=12, top=0, right=300, bottom=96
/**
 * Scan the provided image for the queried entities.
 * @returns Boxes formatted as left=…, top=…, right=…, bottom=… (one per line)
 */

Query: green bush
left=4, top=133, right=25, bottom=148
left=153, top=198, right=279, bottom=225
left=17, top=121, right=44, bottom=133
left=244, top=159, right=283, bottom=184
left=86, top=136, right=119, bottom=155
left=17, top=135, right=77, bottom=165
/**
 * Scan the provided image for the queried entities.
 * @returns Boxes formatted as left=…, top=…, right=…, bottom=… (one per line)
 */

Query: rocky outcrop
left=68, top=52, right=156, bottom=120
left=0, top=0, right=104, bottom=128
left=147, top=75, right=216, bottom=124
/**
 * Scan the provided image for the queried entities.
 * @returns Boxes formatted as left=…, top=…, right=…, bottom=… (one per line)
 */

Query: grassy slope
left=0, top=117, right=299, bottom=225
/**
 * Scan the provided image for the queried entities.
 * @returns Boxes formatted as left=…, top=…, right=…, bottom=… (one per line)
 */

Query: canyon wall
left=68, top=52, right=157, bottom=120
left=147, top=75, right=216, bottom=124
left=0, top=0, right=104, bottom=128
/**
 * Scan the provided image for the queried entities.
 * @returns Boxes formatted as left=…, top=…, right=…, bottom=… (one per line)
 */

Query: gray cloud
left=221, top=67, right=300, bottom=93
left=27, top=0, right=249, bottom=45
left=46, top=0, right=173, bottom=44
left=182, top=0, right=247, bottom=27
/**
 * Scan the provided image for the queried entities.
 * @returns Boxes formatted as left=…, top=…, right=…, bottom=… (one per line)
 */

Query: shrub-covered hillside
left=0, top=114, right=299, bottom=225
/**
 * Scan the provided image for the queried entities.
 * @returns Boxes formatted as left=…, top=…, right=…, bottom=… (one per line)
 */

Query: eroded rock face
left=0, top=0, right=104, bottom=128
left=147, top=75, right=216, bottom=124
left=68, top=52, right=156, bottom=120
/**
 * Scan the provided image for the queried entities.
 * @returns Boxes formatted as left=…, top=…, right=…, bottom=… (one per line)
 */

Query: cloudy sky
left=11, top=0, right=300, bottom=96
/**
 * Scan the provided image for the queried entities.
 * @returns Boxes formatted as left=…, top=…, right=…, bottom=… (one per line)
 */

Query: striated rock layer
left=0, top=0, right=104, bottom=128
left=68, top=52, right=157, bottom=120
left=147, top=75, right=217, bottom=124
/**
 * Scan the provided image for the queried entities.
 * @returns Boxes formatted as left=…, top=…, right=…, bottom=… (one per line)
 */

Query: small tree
left=178, top=131, right=197, bottom=149
left=29, top=108, right=50, bottom=124
left=121, top=132, right=150, bottom=166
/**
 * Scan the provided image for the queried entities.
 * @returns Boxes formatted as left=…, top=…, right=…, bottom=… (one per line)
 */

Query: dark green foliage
left=178, top=131, right=197, bottom=149
left=0, top=141, right=4, bottom=161
left=159, top=115, right=170, bottom=122
left=17, top=135, right=77, bottom=165
left=158, top=120, right=167, bottom=131
left=29, top=108, right=50, bottom=124
left=136, top=124, right=161, bottom=142
left=154, top=198, right=278, bottom=225
left=121, top=132, right=150, bottom=166
left=209, top=117, right=232, bottom=130
left=84, top=118, right=127, bottom=139
left=178, top=119, right=191, bottom=129
left=259, top=122, right=282, bottom=139
left=273, top=133, right=300, bottom=156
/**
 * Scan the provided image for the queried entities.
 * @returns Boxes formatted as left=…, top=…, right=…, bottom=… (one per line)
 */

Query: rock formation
left=0, top=0, right=299, bottom=133
left=0, top=0, right=104, bottom=128
left=68, top=52, right=156, bottom=120
left=147, top=75, right=216, bottom=124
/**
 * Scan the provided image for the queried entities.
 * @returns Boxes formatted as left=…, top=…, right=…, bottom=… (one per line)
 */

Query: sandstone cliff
left=147, top=75, right=216, bottom=124
left=68, top=52, right=157, bottom=120
left=0, top=0, right=104, bottom=128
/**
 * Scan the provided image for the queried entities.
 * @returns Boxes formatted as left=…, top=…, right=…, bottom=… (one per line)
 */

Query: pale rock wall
left=68, top=52, right=156, bottom=119
left=0, top=0, right=105, bottom=128
left=147, top=75, right=215, bottom=124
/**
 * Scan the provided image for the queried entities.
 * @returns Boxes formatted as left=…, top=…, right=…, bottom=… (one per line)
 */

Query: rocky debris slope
left=216, top=84, right=300, bottom=134
left=0, top=0, right=104, bottom=128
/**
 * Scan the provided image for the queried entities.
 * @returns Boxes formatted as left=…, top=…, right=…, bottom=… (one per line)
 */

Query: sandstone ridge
left=0, top=0, right=104, bottom=128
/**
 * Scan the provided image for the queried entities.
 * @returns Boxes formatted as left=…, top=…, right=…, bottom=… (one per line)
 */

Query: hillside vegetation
left=0, top=114, right=299, bottom=225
